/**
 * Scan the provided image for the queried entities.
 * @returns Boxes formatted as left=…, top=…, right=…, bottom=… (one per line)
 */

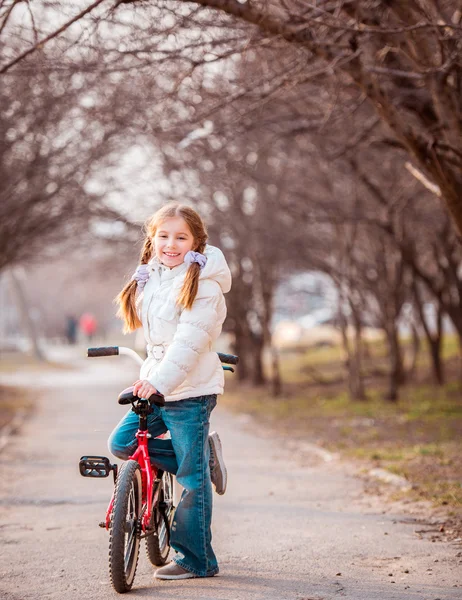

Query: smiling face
left=153, top=216, right=195, bottom=268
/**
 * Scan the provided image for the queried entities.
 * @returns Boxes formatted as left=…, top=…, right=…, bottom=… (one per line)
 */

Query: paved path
left=1, top=353, right=461, bottom=599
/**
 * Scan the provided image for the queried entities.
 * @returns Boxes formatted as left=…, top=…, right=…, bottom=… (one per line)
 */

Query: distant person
left=65, top=315, right=78, bottom=345
left=79, top=312, right=97, bottom=343
left=108, top=203, right=231, bottom=581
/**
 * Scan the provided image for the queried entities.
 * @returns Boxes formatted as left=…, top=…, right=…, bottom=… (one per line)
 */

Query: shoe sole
left=155, top=572, right=197, bottom=580
left=155, top=570, right=218, bottom=580
left=209, top=431, right=227, bottom=495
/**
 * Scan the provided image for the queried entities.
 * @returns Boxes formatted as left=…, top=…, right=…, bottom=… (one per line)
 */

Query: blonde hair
left=115, top=203, right=208, bottom=333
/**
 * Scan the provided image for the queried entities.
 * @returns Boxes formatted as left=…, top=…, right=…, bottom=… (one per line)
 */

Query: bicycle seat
left=118, top=386, right=165, bottom=407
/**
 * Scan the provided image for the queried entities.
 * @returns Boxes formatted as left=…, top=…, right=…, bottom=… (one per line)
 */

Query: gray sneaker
left=154, top=561, right=196, bottom=580
left=209, top=431, right=227, bottom=495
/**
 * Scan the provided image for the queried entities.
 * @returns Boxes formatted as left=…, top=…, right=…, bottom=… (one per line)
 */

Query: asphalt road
left=1, top=352, right=461, bottom=600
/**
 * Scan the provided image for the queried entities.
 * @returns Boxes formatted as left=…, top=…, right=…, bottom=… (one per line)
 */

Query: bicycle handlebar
left=88, top=346, right=239, bottom=366
left=217, top=352, right=239, bottom=365
left=88, top=346, right=119, bottom=357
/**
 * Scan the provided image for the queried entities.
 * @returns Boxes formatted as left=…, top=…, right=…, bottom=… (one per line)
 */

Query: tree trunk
left=256, top=254, right=278, bottom=393
left=385, top=325, right=404, bottom=402
left=337, top=295, right=366, bottom=401
left=233, top=323, right=250, bottom=382
left=444, top=313, right=462, bottom=385
left=458, top=336, right=462, bottom=388
left=405, top=323, right=421, bottom=382
left=8, top=269, right=46, bottom=361
left=251, top=333, right=265, bottom=386
left=413, top=284, right=444, bottom=386
left=350, top=307, right=366, bottom=401
left=348, top=351, right=366, bottom=401
left=270, top=345, right=282, bottom=397
left=428, top=306, right=444, bottom=386
left=429, top=339, right=444, bottom=386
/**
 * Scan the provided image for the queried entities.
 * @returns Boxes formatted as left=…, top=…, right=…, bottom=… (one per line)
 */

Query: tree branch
left=0, top=0, right=108, bottom=74
left=405, top=161, right=442, bottom=198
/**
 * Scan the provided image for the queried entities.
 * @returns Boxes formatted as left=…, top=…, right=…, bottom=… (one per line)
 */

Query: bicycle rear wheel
left=146, top=471, right=174, bottom=566
left=109, top=460, right=142, bottom=593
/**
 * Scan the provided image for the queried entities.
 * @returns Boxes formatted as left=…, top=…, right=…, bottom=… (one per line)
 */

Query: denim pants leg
left=107, top=406, right=178, bottom=474
left=107, top=394, right=218, bottom=577
left=160, top=394, right=218, bottom=577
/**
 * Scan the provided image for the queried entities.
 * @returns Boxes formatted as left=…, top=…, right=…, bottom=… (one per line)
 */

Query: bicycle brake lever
left=147, top=391, right=165, bottom=408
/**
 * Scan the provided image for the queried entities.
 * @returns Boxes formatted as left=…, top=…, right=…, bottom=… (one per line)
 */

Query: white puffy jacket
left=138, top=245, right=232, bottom=402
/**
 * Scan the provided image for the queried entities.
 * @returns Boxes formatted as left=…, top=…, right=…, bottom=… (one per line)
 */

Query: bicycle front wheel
left=109, top=460, right=142, bottom=593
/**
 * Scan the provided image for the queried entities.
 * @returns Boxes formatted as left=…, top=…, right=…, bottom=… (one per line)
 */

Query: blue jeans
left=107, top=394, right=218, bottom=577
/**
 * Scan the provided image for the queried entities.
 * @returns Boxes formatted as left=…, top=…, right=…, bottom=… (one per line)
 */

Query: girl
left=108, top=202, right=231, bottom=580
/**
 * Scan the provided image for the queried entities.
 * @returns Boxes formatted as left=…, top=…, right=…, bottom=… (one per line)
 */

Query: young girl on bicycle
left=108, top=202, right=231, bottom=580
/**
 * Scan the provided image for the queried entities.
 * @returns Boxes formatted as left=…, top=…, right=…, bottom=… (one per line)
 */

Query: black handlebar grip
left=217, top=352, right=239, bottom=365
left=87, top=346, right=119, bottom=358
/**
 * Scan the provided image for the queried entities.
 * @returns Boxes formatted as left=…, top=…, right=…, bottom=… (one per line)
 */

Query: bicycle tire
left=146, top=471, right=174, bottom=566
left=109, top=460, right=142, bottom=593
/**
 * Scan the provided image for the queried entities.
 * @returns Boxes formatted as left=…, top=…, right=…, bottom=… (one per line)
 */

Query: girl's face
left=153, top=217, right=195, bottom=268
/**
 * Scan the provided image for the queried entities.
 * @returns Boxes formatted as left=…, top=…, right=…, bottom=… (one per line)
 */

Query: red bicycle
left=79, top=345, right=238, bottom=594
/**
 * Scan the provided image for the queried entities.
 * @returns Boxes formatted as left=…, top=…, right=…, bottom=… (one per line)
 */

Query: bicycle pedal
left=79, top=456, right=115, bottom=478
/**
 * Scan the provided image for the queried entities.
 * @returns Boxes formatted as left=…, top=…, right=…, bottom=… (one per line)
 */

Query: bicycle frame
left=103, top=426, right=160, bottom=532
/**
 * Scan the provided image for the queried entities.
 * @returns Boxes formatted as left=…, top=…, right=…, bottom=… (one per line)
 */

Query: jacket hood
left=200, top=245, right=232, bottom=294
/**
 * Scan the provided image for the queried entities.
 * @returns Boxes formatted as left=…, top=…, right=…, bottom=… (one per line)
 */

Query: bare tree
left=2, top=1, right=462, bottom=236
left=0, top=51, right=139, bottom=271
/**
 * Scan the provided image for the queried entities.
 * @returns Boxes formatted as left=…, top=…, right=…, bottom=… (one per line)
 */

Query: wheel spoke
left=125, top=531, right=136, bottom=571
left=145, top=472, right=173, bottom=565
left=158, top=522, right=167, bottom=550
left=124, top=482, right=139, bottom=570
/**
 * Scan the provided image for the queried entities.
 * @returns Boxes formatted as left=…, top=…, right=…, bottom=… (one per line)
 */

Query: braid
left=140, top=235, right=153, bottom=265
left=115, top=236, right=153, bottom=333
left=177, top=238, right=207, bottom=310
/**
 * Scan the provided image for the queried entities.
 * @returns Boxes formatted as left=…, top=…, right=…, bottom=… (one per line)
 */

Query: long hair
left=115, top=203, right=208, bottom=333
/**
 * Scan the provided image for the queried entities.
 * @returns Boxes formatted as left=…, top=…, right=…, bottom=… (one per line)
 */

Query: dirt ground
left=0, top=350, right=462, bottom=599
